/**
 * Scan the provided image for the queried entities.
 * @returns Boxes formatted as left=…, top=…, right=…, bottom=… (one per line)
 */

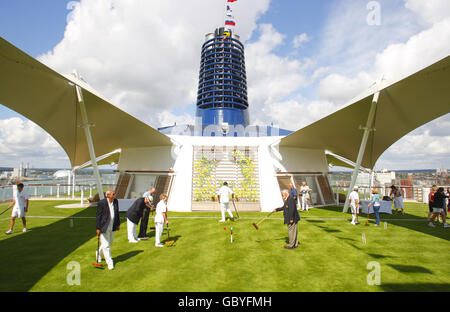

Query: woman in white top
left=300, top=182, right=310, bottom=212
left=154, top=194, right=168, bottom=247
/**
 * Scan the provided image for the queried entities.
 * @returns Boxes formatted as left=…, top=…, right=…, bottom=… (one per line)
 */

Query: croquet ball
left=224, top=227, right=226, bottom=230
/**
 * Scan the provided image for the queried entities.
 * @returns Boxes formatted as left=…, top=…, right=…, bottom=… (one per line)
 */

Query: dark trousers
left=138, top=207, right=150, bottom=238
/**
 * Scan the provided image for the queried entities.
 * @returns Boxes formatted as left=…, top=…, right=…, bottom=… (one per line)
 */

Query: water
left=0, top=174, right=117, bottom=201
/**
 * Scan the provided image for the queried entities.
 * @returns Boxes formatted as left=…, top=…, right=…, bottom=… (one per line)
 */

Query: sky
left=0, top=0, right=449, bottom=170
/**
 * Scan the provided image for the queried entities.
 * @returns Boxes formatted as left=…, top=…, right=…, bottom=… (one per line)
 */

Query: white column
left=57, top=184, right=60, bottom=198
left=74, top=72, right=104, bottom=200
left=72, top=171, right=76, bottom=199
left=343, top=90, right=380, bottom=213
left=67, top=171, right=71, bottom=196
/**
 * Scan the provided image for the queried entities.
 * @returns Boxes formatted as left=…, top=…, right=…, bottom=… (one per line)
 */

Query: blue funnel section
left=196, top=28, right=249, bottom=135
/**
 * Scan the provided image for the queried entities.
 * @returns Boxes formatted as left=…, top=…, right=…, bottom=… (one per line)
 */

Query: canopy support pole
left=343, top=90, right=380, bottom=213
left=74, top=72, right=104, bottom=201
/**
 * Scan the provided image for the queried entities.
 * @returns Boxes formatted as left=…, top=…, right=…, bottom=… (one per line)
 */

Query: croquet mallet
left=92, top=234, right=103, bottom=269
left=0, top=206, right=11, bottom=216
left=252, top=211, right=275, bottom=230
left=165, top=222, right=175, bottom=246
left=232, top=200, right=241, bottom=221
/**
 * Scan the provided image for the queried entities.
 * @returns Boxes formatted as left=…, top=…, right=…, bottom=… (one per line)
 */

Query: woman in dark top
left=428, top=187, right=449, bottom=228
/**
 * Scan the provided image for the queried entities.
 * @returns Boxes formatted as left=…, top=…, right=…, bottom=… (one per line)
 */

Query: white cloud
left=39, top=0, right=271, bottom=128
left=314, top=0, right=450, bottom=168
left=157, top=111, right=195, bottom=129
left=405, top=0, right=450, bottom=25
left=0, top=118, right=69, bottom=168
left=245, top=24, right=309, bottom=129
left=292, top=33, right=309, bottom=49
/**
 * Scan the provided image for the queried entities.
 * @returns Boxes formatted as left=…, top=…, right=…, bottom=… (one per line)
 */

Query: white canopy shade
left=0, top=36, right=172, bottom=168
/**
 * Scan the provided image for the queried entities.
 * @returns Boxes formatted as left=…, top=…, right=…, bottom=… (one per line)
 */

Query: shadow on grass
left=114, top=250, right=144, bottom=264
left=368, top=253, right=395, bottom=259
left=305, top=220, right=326, bottom=223
left=317, top=206, right=450, bottom=242
left=387, top=264, right=433, bottom=274
left=0, top=209, right=126, bottom=292
left=316, top=225, right=342, bottom=233
left=380, top=283, right=450, bottom=292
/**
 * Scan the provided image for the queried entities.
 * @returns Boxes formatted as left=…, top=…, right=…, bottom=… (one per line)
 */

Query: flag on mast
left=227, top=0, right=237, bottom=2
left=226, top=5, right=233, bottom=17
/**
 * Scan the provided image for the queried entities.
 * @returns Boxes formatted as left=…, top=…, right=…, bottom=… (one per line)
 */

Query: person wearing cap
left=139, top=187, right=155, bottom=239
left=349, top=186, right=360, bottom=225
left=217, top=182, right=235, bottom=222
left=126, top=196, right=153, bottom=243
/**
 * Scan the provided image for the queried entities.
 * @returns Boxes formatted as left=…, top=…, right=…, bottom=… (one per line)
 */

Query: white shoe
left=155, top=244, right=164, bottom=248
left=129, top=240, right=138, bottom=243
left=108, top=265, right=114, bottom=270
left=428, top=222, right=436, bottom=228
left=5, top=229, right=12, bottom=235
left=22, top=228, right=27, bottom=233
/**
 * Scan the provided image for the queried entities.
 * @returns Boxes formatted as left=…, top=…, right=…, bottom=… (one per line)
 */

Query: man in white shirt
left=217, top=182, right=234, bottom=222
left=349, top=186, right=360, bottom=225
left=5, top=183, right=29, bottom=234
left=154, top=194, right=168, bottom=247
left=299, top=182, right=310, bottom=212
left=96, top=189, right=120, bottom=270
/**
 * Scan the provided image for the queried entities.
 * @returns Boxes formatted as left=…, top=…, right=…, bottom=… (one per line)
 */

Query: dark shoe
left=284, top=245, right=293, bottom=250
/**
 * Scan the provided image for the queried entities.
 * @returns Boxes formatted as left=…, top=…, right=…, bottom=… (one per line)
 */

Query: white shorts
left=350, top=203, right=359, bottom=214
left=11, top=206, right=26, bottom=218
left=432, top=208, right=443, bottom=214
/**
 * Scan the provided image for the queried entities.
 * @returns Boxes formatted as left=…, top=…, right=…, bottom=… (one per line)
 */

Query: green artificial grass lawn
left=0, top=200, right=449, bottom=292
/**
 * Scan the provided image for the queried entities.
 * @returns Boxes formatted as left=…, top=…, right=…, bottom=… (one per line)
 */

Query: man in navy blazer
left=273, top=190, right=301, bottom=249
left=96, top=189, right=120, bottom=270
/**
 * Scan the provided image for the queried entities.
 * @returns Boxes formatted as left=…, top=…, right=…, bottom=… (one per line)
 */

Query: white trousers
left=155, top=222, right=164, bottom=246
left=99, top=229, right=114, bottom=268
left=220, top=202, right=234, bottom=221
left=127, top=218, right=138, bottom=242
left=301, top=195, right=309, bottom=211
left=394, top=197, right=404, bottom=209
